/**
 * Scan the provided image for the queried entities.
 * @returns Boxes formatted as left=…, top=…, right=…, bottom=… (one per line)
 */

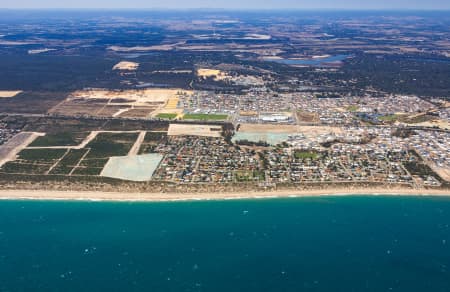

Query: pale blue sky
left=0, top=0, right=449, bottom=9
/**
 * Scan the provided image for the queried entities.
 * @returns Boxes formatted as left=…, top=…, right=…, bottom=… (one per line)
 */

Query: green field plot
left=85, top=133, right=137, bottom=159
left=347, top=105, right=359, bottom=112
left=235, top=170, right=265, bottom=182
left=156, top=113, right=177, bottom=119
left=294, top=151, right=319, bottom=160
left=378, top=114, right=399, bottom=122
left=183, top=113, right=228, bottom=121
left=29, top=132, right=88, bottom=147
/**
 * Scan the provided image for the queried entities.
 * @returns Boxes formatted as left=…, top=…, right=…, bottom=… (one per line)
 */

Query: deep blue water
left=266, top=55, right=349, bottom=66
left=0, top=196, right=450, bottom=292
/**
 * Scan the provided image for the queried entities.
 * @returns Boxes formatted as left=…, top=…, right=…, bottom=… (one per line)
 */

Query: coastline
left=0, top=188, right=449, bottom=202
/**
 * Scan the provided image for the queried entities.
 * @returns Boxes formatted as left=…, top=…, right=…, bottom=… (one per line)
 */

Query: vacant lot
left=168, top=124, right=222, bottom=137
left=101, top=153, right=163, bottom=181
left=239, top=124, right=343, bottom=137
left=197, top=68, right=229, bottom=81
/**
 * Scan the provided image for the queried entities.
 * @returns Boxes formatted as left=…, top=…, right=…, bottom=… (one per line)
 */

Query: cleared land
left=100, top=153, right=163, bottom=181
left=296, top=111, right=320, bottom=124
left=239, top=124, right=343, bottom=137
left=0, top=132, right=44, bottom=167
left=197, top=68, right=229, bottom=81
left=168, top=124, right=222, bottom=137
left=232, top=132, right=291, bottom=145
left=49, top=88, right=192, bottom=118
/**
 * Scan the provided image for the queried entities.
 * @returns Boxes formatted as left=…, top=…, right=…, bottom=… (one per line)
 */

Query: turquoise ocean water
left=0, top=196, right=450, bottom=291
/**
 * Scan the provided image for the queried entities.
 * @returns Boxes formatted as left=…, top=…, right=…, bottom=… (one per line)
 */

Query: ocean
left=0, top=196, right=449, bottom=291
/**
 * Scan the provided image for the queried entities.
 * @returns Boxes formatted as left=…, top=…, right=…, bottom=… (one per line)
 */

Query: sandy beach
left=0, top=188, right=449, bottom=202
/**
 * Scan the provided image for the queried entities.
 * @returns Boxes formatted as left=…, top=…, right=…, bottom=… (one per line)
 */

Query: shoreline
left=0, top=188, right=449, bottom=202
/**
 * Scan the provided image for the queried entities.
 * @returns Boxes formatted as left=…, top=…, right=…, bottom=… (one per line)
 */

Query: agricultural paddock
left=0, top=131, right=150, bottom=177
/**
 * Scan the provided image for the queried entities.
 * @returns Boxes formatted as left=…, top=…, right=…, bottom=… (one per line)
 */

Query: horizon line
left=1, top=8, right=450, bottom=11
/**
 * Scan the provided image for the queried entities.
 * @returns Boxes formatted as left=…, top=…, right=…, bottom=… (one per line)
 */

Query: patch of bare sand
left=0, top=132, right=44, bottom=167
left=239, top=123, right=342, bottom=137
left=197, top=68, right=229, bottom=81
left=113, top=61, right=139, bottom=71
left=168, top=124, right=222, bottom=137
left=414, top=120, right=450, bottom=130
left=68, top=88, right=192, bottom=107
left=0, top=90, right=22, bottom=98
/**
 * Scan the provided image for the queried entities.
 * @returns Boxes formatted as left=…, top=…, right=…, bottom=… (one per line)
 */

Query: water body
left=265, top=55, right=349, bottom=66
left=0, top=196, right=450, bottom=291
left=410, top=57, right=450, bottom=64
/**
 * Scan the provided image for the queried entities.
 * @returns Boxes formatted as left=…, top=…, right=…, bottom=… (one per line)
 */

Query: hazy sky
left=1, top=0, right=449, bottom=9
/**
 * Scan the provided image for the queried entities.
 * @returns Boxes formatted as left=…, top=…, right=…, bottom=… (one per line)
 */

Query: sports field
left=183, top=113, right=228, bottom=121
